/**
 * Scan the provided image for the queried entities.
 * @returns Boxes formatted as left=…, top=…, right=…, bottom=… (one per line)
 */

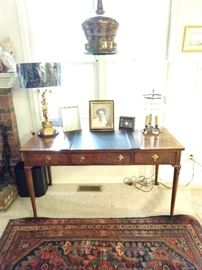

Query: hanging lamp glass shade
left=82, top=0, right=119, bottom=55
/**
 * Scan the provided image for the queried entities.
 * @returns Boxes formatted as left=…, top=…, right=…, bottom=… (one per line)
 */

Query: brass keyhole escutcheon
left=118, top=154, right=124, bottom=161
left=45, top=155, right=51, bottom=163
left=152, top=154, right=159, bottom=161
left=79, top=155, right=86, bottom=162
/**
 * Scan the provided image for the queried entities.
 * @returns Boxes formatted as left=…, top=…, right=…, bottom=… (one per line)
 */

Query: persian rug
left=0, top=215, right=201, bottom=270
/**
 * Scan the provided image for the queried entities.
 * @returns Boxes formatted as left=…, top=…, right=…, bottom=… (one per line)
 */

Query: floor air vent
left=77, top=185, right=102, bottom=192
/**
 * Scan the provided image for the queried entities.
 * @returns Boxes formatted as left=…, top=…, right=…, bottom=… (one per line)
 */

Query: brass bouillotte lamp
left=143, top=90, right=163, bottom=135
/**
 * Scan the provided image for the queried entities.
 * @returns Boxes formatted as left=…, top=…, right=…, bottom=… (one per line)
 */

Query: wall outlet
left=189, top=154, right=194, bottom=161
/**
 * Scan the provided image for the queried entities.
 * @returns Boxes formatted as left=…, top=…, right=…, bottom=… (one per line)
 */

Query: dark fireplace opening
left=0, top=88, right=21, bottom=188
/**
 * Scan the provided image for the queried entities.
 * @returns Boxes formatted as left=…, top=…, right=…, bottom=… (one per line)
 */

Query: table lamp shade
left=17, top=62, right=61, bottom=88
left=17, top=62, right=61, bottom=137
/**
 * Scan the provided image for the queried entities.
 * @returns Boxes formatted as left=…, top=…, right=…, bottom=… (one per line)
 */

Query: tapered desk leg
left=170, top=165, right=181, bottom=216
left=24, top=167, right=37, bottom=217
left=47, top=166, right=52, bottom=186
left=154, top=164, right=159, bottom=185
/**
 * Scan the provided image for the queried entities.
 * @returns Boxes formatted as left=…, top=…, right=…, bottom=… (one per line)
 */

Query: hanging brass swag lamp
left=82, top=0, right=119, bottom=55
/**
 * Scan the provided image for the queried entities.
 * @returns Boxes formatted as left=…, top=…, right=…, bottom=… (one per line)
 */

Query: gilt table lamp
left=17, top=62, right=61, bottom=137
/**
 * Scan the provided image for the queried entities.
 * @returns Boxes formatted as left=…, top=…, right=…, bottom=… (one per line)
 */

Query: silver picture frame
left=60, top=106, right=81, bottom=132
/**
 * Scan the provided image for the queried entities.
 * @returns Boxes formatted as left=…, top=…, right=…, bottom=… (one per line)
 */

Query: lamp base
left=38, top=121, right=59, bottom=137
left=38, top=128, right=59, bottom=138
left=142, top=125, right=161, bottom=136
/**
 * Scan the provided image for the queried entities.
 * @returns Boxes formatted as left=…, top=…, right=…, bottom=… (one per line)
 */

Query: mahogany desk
left=20, top=129, right=184, bottom=217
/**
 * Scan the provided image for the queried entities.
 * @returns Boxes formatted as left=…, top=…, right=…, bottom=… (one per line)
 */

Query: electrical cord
left=184, top=157, right=202, bottom=187
left=124, top=175, right=172, bottom=191
left=123, top=166, right=172, bottom=191
left=184, top=160, right=195, bottom=187
left=124, top=156, right=202, bottom=191
left=124, top=175, right=154, bottom=192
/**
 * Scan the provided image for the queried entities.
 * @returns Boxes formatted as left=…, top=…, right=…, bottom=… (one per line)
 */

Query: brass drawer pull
left=152, top=154, right=159, bottom=161
left=45, top=155, right=52, bottom=163
left=79, top=155, right=86, bottom=162
left=118, top=154, right=124, bottom=161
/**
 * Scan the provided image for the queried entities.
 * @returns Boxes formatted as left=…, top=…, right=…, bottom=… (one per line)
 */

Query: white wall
left=165, top=0, right=202, bottom=185
left=1, top=0, right=202, bottom=185
left=0, top=0, right=34, bottom=145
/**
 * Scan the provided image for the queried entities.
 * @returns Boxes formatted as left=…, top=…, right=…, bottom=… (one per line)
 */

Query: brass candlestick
left=143, top=114, right=160, bottom=135
left=143, top=124, right=160, bottom=135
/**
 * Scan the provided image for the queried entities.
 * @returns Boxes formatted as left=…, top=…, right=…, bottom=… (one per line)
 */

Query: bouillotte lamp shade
left=17, top=62, right=61, bottom=137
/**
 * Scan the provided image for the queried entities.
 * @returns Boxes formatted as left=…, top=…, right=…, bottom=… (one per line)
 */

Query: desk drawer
left=134, top=151, right=176, bottom=164
left=23, top=153, right=69, bottom=166
left=71, top=152, right=132, bottom=165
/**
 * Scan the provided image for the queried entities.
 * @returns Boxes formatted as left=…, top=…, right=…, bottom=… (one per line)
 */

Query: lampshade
left=17, top=62, right=61, bottom=88
left=82, top=0, right=119, bottom=55
left=17, top=62, right=61, bottom=137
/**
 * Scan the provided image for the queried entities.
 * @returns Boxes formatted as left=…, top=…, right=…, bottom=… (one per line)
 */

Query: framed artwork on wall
left=182, top=25, right=202, bottom=52
left=89, top=100, right=114, bottom=131
left=60, top=106, right=81, bottom=132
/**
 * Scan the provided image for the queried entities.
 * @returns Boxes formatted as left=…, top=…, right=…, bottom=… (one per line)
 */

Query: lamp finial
left=96, top=0, right=105, bottom=15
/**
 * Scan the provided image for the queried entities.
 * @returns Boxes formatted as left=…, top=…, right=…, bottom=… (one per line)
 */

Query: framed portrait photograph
left=119, top=116, right=135, bottom=130
left=60, top=106, right=81, bottom=132
left=182, top=26, right=202, bottom=52
left=89, top=100, right=114, bottom=131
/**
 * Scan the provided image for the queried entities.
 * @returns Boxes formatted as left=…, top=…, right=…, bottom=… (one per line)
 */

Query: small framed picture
left=182, top=25, right=202, bottom=52
left=60, top=106, right=81, bottom=132
left=89, top=100, right=114, bottom=131
left=119, top=116, right=135, bottom=130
